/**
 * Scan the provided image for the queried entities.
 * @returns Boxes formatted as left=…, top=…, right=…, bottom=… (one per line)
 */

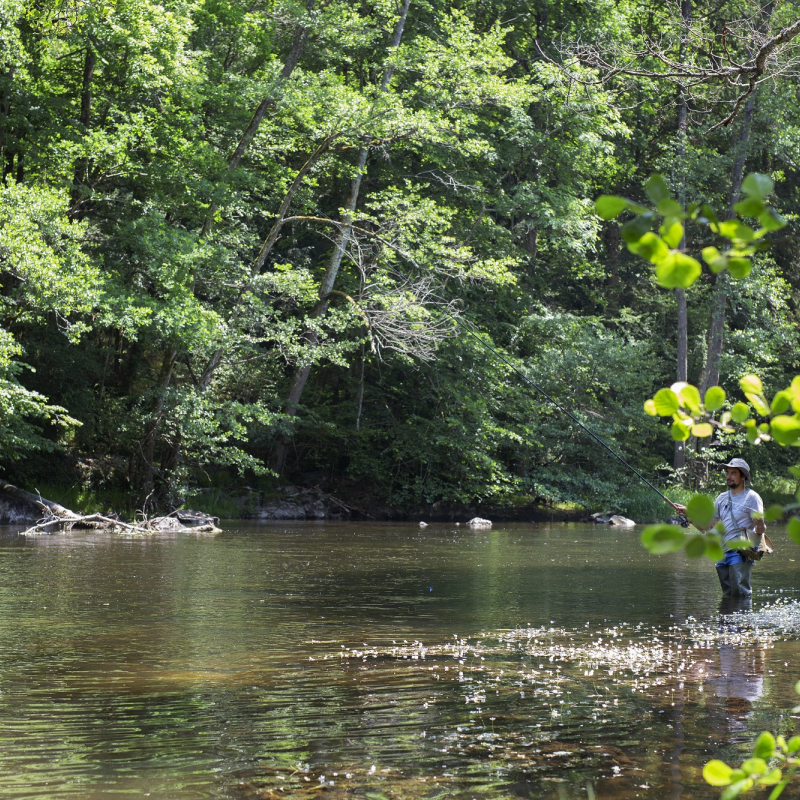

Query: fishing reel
left=678, top=516, right=690, bottom=528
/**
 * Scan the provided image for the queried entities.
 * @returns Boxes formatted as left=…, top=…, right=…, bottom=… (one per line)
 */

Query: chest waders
left=716, top=490, right=753, bottom=599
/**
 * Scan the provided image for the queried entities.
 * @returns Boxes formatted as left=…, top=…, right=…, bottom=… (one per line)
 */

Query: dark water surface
left=1, top=521, right=800, bottom=799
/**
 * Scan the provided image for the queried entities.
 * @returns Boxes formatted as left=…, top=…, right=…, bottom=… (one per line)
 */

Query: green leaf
left=727, top=257, right=752, bottom=278
left=705, top=536, right=725, bottom=562
left=771, top=391, right=791, bottom=415
left=685, top=534, right=707, bottom=558
left=692, top=422, right=713, bottom=438
left=704, top=760, right=734, bottom=787
left=718, top=220, right=756, bottom=242
left=699, top=203, right=719, bottom=225
left=740, top=375, right=762, bottom=394
left=758, top=208, right=786, bottom=231
left=621, top=215, right=652, bottom=244
left=789, top=466, right=800, bottom=479
left=641, top=525, right=686, bottom=554
left=595, top=195, right=629, bottom=220
left=788, top=517, right=800, bottom=545
left=657, top=198, right=683, bottom=217
left=678, top=384, right=701, bottom=413
left=687, top=494, right=715, bottom=528
left=671, top=420, right=691, bottom=441
left=765, top=505, right=784, bottom=523
left=645, top=174, right=670, bottom=204
left=644, top=399, right=658, bottom=416
left=705, top=386, right=726, bottom=411
left=629, top=232, right=669, bottom=263
left=771, top=415, right=800, bottom=446
left=742, top=172, right=774, bottom=200
left=661, top=220, right=684, bottom=248
left=758, top=768, right=782, bottom=786
left=655, top=252, right=702, bottom=289
left=754, top=733, right=776, bottom=760
left=741, top=757, right=768, bottom=776
left=734, top=197, right=766, bottom=217
left=721, top=778, right=754, bottom=800
left=653, top=388, right=679, bottom=416
left=745, top=392, right=771, bottom=417
left=787, top=735, right=800, bottom=754
left=746, top=425, right=760, bottom=444
left=731, top=402, right=751, bottom=423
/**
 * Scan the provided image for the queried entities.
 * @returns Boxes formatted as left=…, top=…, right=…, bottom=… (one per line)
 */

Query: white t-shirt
left=713, top=488, right=763, bottom=549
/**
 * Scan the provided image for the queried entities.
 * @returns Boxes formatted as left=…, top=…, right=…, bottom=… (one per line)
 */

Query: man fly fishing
left=672, top=458, right=766, bottom=599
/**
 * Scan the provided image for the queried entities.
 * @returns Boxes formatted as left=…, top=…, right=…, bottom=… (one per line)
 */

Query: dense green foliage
left=2, top=0, right=799, bottom=513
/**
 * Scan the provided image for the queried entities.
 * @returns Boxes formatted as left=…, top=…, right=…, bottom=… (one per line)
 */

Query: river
left=0, top=521, right=799, bottom=799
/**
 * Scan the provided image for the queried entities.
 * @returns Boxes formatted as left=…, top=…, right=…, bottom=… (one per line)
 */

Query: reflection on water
left=0, top=521, right=798, bottom=799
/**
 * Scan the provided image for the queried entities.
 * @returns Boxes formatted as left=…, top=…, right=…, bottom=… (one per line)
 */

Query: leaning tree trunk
left=271, top=0, right=412, bottom=475
left=138, top=5, right=316, bottom=499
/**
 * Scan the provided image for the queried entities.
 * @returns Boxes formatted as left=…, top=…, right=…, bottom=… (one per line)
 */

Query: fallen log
left=1, top=480, right=221, bottom=535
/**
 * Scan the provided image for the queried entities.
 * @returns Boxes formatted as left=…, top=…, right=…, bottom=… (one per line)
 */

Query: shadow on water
left=0, top=521, right=799, bottom=799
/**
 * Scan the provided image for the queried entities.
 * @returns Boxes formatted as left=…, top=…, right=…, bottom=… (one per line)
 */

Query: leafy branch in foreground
left=600, top=172, right=800, bottom=798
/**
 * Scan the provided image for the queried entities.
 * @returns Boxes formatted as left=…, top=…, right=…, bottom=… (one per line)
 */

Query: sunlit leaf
left=687, top=495, right=715, bottom=528
left=730, top=402, right=750, bottom=423
left=671, top=420, right=691, bottom=441
left=740, top=375, right=763, bottom=395
left=788, top=517, right=800, bottom=545
left=629, top=232, right=669, bottom=263
left=661, top=220, right=684, bottom=248
left=641, top=525, right=686, bottom=554
left=753, top=733, right=776, bottom=760
left=595, top=195, right=629, bottom=220
left=721, top=777, right=753, bottom=800
left=745, top=393, right=770, bottom=417
left=704, top=536, right=725, bottom=562
left=645, top=174, right=670, bottom=204
left=678, top=384, right=701, bottom=414
left=787, top=735, right=800, bottom=754
left=741, top=172, right=774, bottom=200
left=771, top=415, right=800, bottom=446
left=644, top=399, right=658, bottom=416
left=733, top=197, right=765, bottom=217
left=758, top=208, right=786, bottom=231
left=621, top=215, right=652, bottom=244
left=741, top=757, right=768, bottom=776
left=765, top=505, right=784, bottom=523
left=771, top=391, right=791, bottom=415
left=655, top=252, right=702, bottom=289
left=727, top=257, right=752, bottom=278
left=704, top=386, right=726, bottom=411
left=657, top=198, right=683, bottom=217
left=692, top=422, right=713, bottom=438
left=653, top=388, right=679, bottom=416
left=684, top=535, right=706, bottom=558
left=758, top=768, right=782, bottom=786
left=704, top=760, right=734, bottom=786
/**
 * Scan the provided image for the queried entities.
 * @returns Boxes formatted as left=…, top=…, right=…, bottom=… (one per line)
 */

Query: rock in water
left=419, top=521, right=428, bottom=528
left=466, top=517, right=492, bottom=529
left=608, top=515, right=636, bottom=527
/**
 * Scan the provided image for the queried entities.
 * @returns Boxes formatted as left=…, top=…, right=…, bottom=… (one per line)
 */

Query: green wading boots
left=716, top=565, right=732, bottom=598
left=729, top=561, right=753, bottom=598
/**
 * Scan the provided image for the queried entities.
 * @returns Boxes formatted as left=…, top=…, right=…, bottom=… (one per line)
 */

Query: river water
left=1, top=521, right=799, bottom=799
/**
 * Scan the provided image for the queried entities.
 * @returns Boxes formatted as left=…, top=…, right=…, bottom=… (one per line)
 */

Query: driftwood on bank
left=0, top=481, right=220, bottom=535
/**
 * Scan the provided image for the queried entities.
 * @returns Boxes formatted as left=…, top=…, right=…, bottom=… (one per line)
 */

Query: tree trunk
left=199, top=0, right=316, bottom=238
left=71, top=47, right=96, bottom=213
left=674, top=0, right=690, bottom=469
left=271, top=0, right=412, bottom=475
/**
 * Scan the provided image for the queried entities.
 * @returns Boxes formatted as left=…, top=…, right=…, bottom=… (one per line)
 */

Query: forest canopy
left=1, top=0, right=799, bottom=515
